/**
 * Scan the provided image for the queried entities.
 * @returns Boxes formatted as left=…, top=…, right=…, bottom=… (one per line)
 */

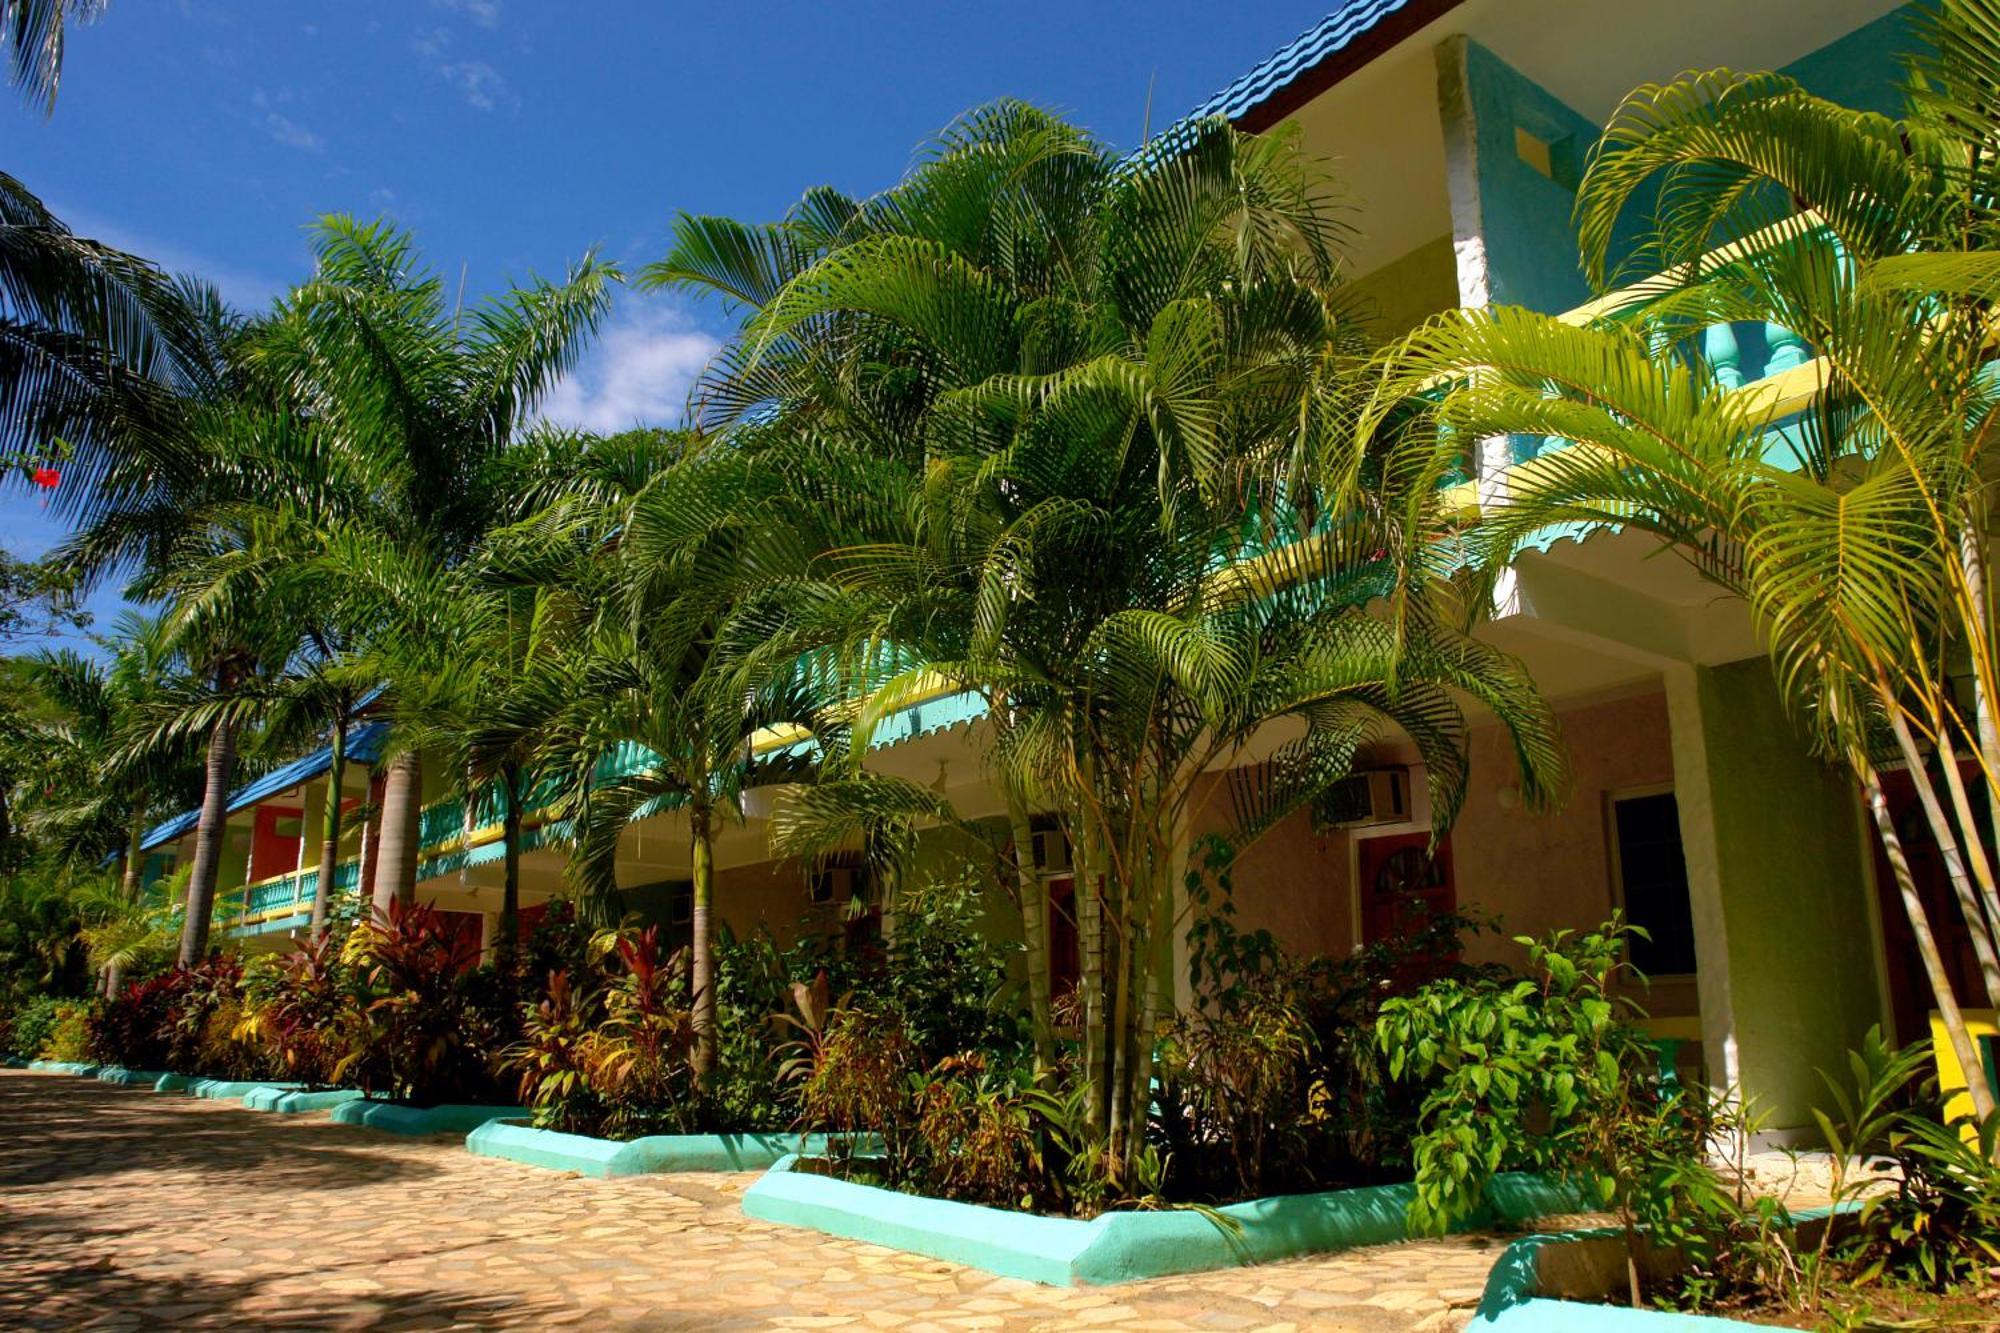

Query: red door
left=1046, top=876, right=1080, bottom=1007
left=1357, top=831, right=1456, bottom=948
left=1870, top=767, right=1991, bottom=1045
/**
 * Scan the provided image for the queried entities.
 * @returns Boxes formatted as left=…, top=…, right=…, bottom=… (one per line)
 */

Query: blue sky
left=2, top=0, right=1321, bottom=643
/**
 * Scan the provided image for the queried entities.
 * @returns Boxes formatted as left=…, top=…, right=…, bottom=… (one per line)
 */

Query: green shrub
left=5, top=994, right=63, bottom=1059
left=1377, top=916, right=1721, bottom=1305
left=44, top=1000, right=96, bottom=1062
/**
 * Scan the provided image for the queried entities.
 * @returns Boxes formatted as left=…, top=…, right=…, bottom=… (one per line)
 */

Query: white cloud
left=263, top=110, right=323, bottom=151
left=439, top=60, right=513, bottom=112
left=434, top=0, right=501, bottom=28
left=539, top=301, right=721, bottom=435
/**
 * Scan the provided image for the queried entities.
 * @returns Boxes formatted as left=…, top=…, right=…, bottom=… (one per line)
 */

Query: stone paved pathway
left=0, top=1070, right=1511, bottom=1330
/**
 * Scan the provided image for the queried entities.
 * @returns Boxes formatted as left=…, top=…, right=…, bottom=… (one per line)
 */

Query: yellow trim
left=1929, top=1008, right=1998, bottom=1140
left=1556, top=210, right=1826, bottom=328
left=1639, top=1014, right=1704, bottom=1043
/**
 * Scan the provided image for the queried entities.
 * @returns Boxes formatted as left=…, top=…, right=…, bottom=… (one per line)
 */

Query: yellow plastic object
left=1928, top=1008, right=1998, bottom=1139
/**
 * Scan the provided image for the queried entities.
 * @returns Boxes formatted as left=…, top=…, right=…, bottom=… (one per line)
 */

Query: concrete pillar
left=1664, top=660, right=1885, bottom=1139
left=479, top=911, right=503, bottom=962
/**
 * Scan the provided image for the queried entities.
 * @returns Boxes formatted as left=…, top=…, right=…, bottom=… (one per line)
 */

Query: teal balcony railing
left=239, top=857, right=362, bottom=920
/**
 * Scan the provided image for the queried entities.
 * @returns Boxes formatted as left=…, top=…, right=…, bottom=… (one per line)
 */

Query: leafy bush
left=3, top=993, right=63, bottom=1058
left=43, top=1000, right=95, bottom=1061
left=512, top=969, right=606, bottom=1134
left=341, top=902, right=499, bottom=1103
left=1156, top=838, right=1496, bottom=1201
left=88, top=973, right=180, bottom=1069
left=240, top=930, right=358, bottom=1086
left=1377, top=917, right=1719, bottom=1305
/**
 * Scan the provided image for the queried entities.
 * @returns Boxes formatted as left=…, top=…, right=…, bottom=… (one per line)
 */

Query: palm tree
left=3, top=0, right=103, bottom=112
left=650, top=103, right=1568, bottom=1178
left=20, top=613, right=196, bottom=910
left=252, top=217, right=617, bottom=914
left=1375, top=0, right=2000, bottom=1120
left=465, top=428, right=822, bottom=1074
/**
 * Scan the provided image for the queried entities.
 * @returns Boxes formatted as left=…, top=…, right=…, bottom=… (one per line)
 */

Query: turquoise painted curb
left=1470, top=1208, right=1848, bottom=1330
left=241, top=1086, right=363, bottom=1114
left=465, top=1120, right=860, bottom=1177
left=152, top=1072, right=200, bottom=1093
left=95, top=1066, right=171, bottom=1086
left=189, top=1079, right=305, bottom=1101
left=26, top=1059, right=99, bottom=1076
left=742, top=1157, right=1585, bottom=1286
left=330, top=1099, right=525, bottom=1135
left=2, top=1056, right=27, bottom=1068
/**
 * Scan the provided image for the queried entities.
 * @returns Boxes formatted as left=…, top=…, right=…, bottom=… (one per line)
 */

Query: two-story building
left=136, top=0, right=1971, bottom=1143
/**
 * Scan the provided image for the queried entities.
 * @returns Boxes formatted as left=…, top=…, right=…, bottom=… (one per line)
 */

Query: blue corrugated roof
left=139, top=720, right=389, bottom=853
left=1178, top=0, right=1419, bottom=126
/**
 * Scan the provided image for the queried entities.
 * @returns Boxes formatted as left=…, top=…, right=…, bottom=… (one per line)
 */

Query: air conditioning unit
left=1314, top=768, right=1411, bottom=829
left=810, top=865, right=863, bottom=905
left=1030, top=827, right=1073, bottom=874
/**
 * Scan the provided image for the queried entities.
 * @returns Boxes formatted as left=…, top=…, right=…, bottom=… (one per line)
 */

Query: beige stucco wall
left=1200, top=688, right=1698, bottom=1020
left=1191, top=790, right=1356, bottom=959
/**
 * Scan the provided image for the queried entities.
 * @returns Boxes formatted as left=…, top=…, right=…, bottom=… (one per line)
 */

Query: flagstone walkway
left=0, top=1070, right=1512, bottom=1331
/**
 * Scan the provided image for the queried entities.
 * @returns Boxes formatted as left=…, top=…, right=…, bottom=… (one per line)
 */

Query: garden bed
left=240, top=1086, right=363, bottom=1114
left=741, top=1154, right=1582, bottom=1286
left=329, top=1098, right=525, bottom=1136
left=1466, top=1210, right=1900, bottom=1331
left=465, top=1120, right=864, bottom=1177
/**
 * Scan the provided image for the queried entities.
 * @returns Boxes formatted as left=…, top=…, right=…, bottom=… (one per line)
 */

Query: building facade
left=139, top=0, right=1969, bottom=1143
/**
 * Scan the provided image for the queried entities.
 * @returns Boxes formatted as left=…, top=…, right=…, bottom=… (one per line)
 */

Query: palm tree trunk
left=371, top=749, right=422, bottom=916
left=119, top=814, right=146, bottom=903
left=1076, top=811, right=1109, bottom=1139
left=499, top=764, right=522, bottom=969
left=1860, top=757, right=1997, bottom=1120
left=106, top=814, right=147, bottom=996
left=689, top=800, right=718, bottom=1081
left=177, top=719, right=238, bottom=967
left=1006, top=793, right=1056, bottom=1074
left=309, top=714, right=348, bottom=940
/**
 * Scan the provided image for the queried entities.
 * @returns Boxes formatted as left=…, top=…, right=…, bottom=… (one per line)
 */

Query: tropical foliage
left=1373, top=0, right=2000, bottom=1121
left=643, top=100, right=1565, bottom=1183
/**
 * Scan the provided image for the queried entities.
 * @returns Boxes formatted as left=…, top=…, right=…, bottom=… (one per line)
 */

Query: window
left=1610, top=790, right=1698, bottom=976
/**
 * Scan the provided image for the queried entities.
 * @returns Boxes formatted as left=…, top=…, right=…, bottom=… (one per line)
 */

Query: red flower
left=30, top=467, right=60, bottom=489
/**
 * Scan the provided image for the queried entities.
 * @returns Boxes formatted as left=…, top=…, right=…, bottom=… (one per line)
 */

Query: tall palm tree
left=650, top=103, right=1568, bottom=1178
left=1374, top=0, right=2000, bottom=1120
left=253, top=217, right=617, bottom=914
left=465, top=429, right=822, bottom=1073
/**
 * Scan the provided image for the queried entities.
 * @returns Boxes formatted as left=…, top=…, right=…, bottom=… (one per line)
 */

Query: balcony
left=236, top=858, right=363, bottom=933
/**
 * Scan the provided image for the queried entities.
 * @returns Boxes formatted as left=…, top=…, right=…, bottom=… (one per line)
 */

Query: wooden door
left=1357, top=831, right=1455, bottom=947
left=1046, top=875, right=1080, bottom=1004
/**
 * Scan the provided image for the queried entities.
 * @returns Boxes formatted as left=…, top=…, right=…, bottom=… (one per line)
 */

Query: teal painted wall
left=1465, top=6, right=1929, bottom=317
left=1462, top=40, right=1598, bottom=315
left=1781, top=5, right=1922, bottom=117
left=1692, top=660, right=1881, bottom=1132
